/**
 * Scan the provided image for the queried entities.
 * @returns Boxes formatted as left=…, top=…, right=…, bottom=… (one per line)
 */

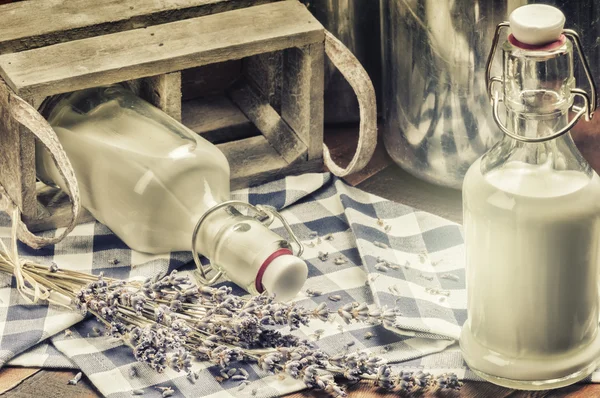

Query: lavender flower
left=0, top=255, right=464, bottom=397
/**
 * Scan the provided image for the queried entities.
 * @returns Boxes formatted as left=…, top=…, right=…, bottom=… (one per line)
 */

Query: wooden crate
left=0, top=0, right=325, bottom=232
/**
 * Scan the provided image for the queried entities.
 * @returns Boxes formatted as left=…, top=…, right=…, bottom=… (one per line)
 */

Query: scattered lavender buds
left=425, top=287, right=451, bottom=297
left=419, top=273, right=434, bottom=281
left=333, top=257, right=347, bottom=265
left=68, top=372, right=82, bottom=385
left=312, top=329, right=325, bottom=341
left=373, top=241, right=388, bottom=249
left=441, top=273, right=460, bottom=282
left=374, top=263, right=388, bottom=273
left=0, top=250, right=464, bottom=397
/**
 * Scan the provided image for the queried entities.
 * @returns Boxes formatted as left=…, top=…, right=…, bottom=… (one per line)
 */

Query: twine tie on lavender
left=0, top=206, right=51, bottom=304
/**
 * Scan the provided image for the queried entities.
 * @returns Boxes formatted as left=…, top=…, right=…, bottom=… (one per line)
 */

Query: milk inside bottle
left=36, top=85, right=308, bottom=301
left=460, top=4, right=600, bottom=389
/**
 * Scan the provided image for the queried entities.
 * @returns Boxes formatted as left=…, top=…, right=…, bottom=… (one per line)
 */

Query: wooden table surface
left=1, top=130, right=599, bottom=397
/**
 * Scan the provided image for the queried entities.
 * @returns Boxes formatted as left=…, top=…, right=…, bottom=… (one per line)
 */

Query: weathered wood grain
left=228, top=80, right=307, bottom=164
left=281, top=43, right=325, bottom=160
left=0, top=0, right=281, bottom=54
left=217, top=135, right=321, bottom=190
left=182, top=95, right=260, bottom=144
left=243, top=51, right=283, bottom=112
left=0, top=367, right=40, bottom=394
left=1, top=369, right=98, bottom=398
left=129, top=72, right=182, bottom=121
left=0, top=1, right=325, bottom=98
left=0, top=80, right=36, bottom=218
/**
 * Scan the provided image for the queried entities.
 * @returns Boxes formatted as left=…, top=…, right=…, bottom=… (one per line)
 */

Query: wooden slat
left=0, top=80, right=36, bottom=217
left=281, top=42, right=325, bottom=160
left=0, top=0, right=281, bottom=54
left=0, top=1, right=325, bottom=98
left=0, top=367, right=40, bottom=395
left=182, top=95, right=260, bottom=144
left=129, top=72, right=182, bottom=121
left=243, top=51, right=283, bottom=112
left=218, top=135, right=321, bottom=190
left=2, top=369, right=98, bottom=398
left=228, top=80, right=307, bottom=164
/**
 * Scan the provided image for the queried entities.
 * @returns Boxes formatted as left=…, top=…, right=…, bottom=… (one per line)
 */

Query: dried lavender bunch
left=0, top=253, right=461, bottom=396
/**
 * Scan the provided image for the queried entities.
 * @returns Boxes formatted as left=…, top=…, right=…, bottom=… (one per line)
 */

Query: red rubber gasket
left=508, top=33, right=566, bottom=51
left=255, top=248, right=293, bottom=294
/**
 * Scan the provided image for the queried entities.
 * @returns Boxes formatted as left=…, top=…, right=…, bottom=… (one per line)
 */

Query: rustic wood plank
left=0, top=1, right=325, bottom=98
left=228, top=80, right=307, bottom=164
left=182, top=95, right=260, bottom=144
left=281, top=42, right=325, bottom=160
left=243, top=51, right=283, bottom=112
left=4, top=369, right=98, bottom=398
left=130, top=72, right=182, bottom=121
left=0, top=367, right=40, bottom=394
left=217, top=135, right=321, bottom=190
left=0, top=79, right=36, bottom=218
left=18, top=122, right=37, bottom=219
left=0, top=0, right=281, bottom=54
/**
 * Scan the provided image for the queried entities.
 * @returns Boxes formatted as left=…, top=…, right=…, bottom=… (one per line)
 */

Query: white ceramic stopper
left=509, top=4, right=565, bottom=45
left=261, top=255, right=308, bottom=301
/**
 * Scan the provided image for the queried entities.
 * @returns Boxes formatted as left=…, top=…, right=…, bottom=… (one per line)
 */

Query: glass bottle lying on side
left=36, top=84, right=308, bottom=301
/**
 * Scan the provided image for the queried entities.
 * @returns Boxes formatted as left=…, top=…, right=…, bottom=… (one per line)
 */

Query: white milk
left=37, top=87, right=231, bottom=253
left=36, top=86, right=308, bottom=301
left=461, top=158, right=600, bottom=381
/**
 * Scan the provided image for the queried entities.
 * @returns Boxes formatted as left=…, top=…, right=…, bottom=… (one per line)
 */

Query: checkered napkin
left=4, top=172, right=593, bottom=396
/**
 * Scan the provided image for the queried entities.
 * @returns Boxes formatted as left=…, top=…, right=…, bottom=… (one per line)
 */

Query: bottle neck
left=192, top=204, right=305, bottom=299
left=505, top=107, right=569, bottom=141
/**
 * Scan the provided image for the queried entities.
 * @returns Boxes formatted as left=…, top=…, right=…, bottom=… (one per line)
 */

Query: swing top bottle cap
left=261, top=254, right=308, bottom=302
left=509, top=4, right=565, bottom=46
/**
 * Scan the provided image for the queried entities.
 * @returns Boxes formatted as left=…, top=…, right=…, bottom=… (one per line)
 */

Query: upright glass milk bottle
left=461, top=5, right=600, bottom=389
left=36, top=84, right=308, bottom=301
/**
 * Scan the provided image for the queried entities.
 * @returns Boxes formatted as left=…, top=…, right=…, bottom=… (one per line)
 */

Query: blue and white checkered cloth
left=1, top=172, right=599, bottom=397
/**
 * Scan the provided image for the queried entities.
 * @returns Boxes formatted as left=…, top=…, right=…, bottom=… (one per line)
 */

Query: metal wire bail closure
left=485, top=23, right=597, bottom=142
left=191, top=200, right=304, bottom=286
